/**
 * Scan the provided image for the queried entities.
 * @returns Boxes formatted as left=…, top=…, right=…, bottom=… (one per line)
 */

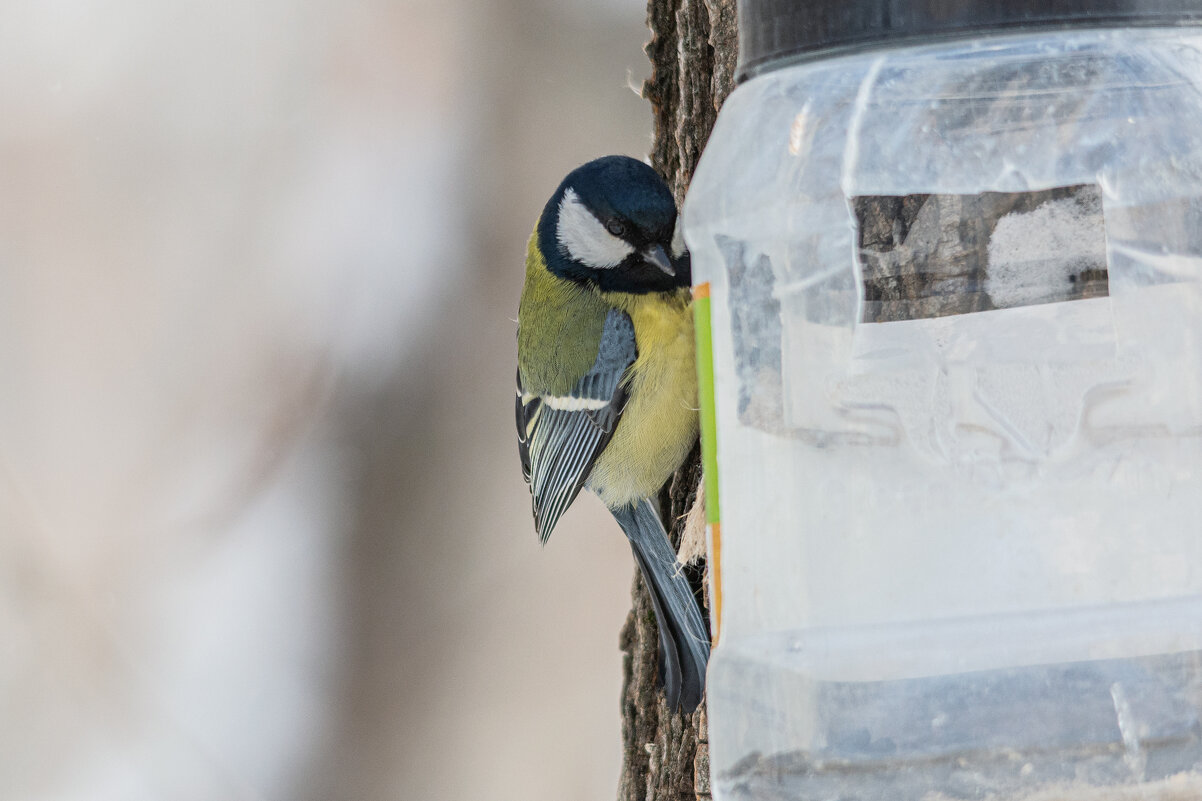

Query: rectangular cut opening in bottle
left=853, top=185, right=1109, bottom=323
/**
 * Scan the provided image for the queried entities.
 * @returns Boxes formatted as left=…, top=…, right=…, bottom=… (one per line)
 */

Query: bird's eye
left=605, top=219, right=626, bottom=237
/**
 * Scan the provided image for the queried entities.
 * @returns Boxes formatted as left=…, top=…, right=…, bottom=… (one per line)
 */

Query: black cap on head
left=562, top=156, right=676, bottom=245
left=538, top=156, right=689, bottom=294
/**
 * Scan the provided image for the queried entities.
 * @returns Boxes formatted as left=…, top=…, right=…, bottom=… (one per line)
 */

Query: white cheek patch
left=670, top=216, right=686, bottom=259
left=557, top=187, right=634, bottom=269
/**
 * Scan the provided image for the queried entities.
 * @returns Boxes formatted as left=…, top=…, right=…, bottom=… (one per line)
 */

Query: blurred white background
left=0, top=1, right=655, bottom=798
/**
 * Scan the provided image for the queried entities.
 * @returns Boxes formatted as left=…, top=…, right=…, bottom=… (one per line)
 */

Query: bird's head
left=537, top=155, right=690, bottom=294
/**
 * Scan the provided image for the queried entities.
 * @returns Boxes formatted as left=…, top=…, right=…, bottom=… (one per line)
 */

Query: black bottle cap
left=738, top=0, right=1202, bottom=81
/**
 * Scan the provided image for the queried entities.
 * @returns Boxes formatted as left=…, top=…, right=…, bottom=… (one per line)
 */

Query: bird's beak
left=642, top=244, right=675, bottom=276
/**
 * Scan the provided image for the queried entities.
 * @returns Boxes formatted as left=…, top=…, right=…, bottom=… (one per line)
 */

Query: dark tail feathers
left=611, top=498, right=710, bottom=713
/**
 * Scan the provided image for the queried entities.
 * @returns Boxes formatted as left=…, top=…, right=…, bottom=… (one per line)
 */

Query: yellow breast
left=587, top=288, right=699, bottom=508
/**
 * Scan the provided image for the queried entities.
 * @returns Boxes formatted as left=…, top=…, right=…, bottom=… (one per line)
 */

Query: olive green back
left=517, top=231, right=610, bottom=396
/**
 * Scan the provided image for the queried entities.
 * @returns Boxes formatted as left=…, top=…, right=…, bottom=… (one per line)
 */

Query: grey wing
left=516, top=309, right=637, bottom=543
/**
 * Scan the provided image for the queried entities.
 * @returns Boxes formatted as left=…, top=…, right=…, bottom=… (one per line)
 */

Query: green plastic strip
left=693, top=284, right=720, bottom=526
left=694, top=282, right=722, bottom=643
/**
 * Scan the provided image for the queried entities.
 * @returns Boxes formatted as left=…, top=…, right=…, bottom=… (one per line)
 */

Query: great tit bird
left=515, top=155, right=709, bottom=713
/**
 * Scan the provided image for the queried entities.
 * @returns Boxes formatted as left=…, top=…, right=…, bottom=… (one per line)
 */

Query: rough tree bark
left=617, top=2, right=737, bottom=800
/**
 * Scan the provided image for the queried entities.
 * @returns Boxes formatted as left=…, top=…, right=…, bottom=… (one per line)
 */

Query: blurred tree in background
left=0, top=2, right=661, bottom=800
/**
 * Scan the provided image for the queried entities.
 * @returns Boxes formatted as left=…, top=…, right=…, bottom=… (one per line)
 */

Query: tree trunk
left=617, top=2, right=736, bottom=799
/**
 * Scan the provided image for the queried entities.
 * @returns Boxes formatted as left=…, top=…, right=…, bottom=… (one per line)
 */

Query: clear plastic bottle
left=686, top=5, right=1202, bottom=799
